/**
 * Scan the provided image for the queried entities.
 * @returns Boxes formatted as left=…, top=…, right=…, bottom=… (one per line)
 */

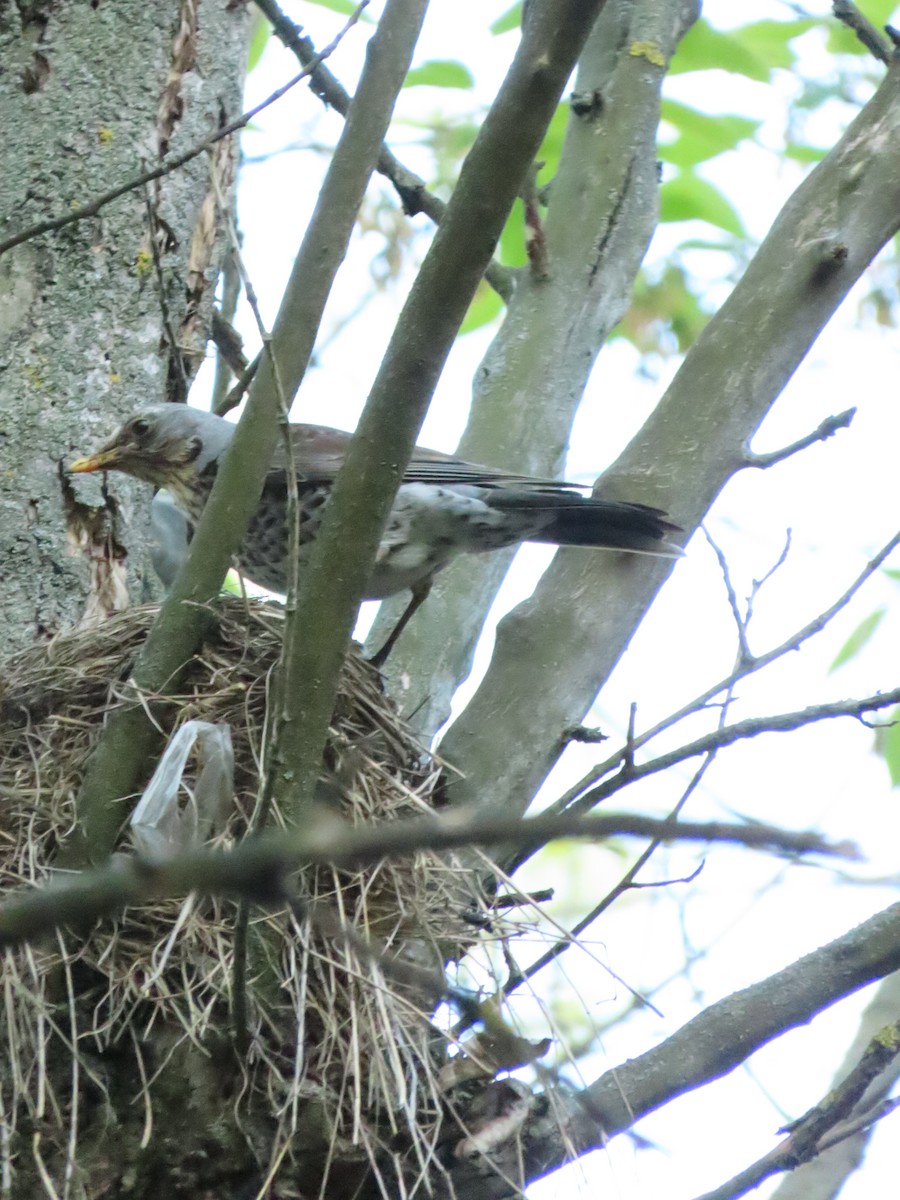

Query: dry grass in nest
left=0, top=598, right=486, bottom=1197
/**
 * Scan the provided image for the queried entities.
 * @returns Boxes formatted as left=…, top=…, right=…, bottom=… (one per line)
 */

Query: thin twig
left=521, top=160, right=550, bottom=281
left=703, top=525, right=753, bottom=667
left=205, top=168, right=299, bottom=1050
left=549, top=530, right=900, bottom=818
left=577, top=685, right=900, bottom=809
left=217, top=350, right=261, bottom=416
left=211, top=277, right=248, bottom=412
left=744, top=406, right=856, bottom=468
left=506, top=711, right=729, bottom=994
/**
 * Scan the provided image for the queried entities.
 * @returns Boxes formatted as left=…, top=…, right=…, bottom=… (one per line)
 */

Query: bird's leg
left=368, top=579, right=432, bottom=669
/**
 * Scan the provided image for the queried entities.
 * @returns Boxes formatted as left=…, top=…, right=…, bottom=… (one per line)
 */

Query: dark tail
left=488, top=491, right=683, bottom=556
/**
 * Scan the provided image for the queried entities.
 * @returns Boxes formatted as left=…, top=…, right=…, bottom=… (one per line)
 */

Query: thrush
left=70, top=406, right=681, bottom=662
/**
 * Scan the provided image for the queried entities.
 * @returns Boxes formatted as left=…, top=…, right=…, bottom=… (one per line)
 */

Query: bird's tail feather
left=488, top=492, right=683, bottom=556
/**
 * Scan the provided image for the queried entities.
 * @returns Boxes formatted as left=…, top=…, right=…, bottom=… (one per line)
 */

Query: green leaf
left=498, top=199, right=527, bottom=268
left=669, top=19, right=772, bottom=81
left=784, top=142, right=829, bottom=164
left=829, top=607, right=886, bottom=671
left=460, top=280, right=504, bottom=335
left=491, top=3, right=522, bottom=34
left=536, top=104, right=569, bottom=180
left=303, top=0, right=374, bottom=20
left=734, top=19, right=817, bottom=69
left=247, top=14, right=272, bottom=74
left=670, top=17, right=816, bottom=81
left=404, top=60, right=474, bottom=90
left=615, top=264, right=709, bottom=355
left=659, top=171, right=747, bottom=237
left=884, top=568, right=900, bottom=582
left=659, top=99, right=760, bottom=166
left=874, top=704, right=900, bottom=788
left=860, top=0, right=900, bottom=22
left=678, top=237, right=741, bottom=252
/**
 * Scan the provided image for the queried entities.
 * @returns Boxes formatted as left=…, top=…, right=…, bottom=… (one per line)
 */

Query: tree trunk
left=0, top=0, right=247, bottom=656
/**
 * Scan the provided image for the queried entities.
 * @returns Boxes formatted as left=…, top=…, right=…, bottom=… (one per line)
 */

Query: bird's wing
left=273, top=424, right=352, bottom=481
left=403, top=452, right=572, bottom=491
left=277, top=422, right=575, bottom=491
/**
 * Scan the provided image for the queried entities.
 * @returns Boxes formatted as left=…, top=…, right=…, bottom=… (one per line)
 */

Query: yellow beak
left=68, top=448, right=122, bottom=474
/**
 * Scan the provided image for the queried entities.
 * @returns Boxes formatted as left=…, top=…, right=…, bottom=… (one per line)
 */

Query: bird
left=69, top=405, right=681, bottom=664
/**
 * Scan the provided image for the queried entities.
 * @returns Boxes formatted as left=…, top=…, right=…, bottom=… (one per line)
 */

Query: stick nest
left=0, top=599, right=484, bottom=1198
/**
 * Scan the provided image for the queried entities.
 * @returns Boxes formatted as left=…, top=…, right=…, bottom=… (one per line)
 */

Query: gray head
left=69, top=406, right=235, bottom=491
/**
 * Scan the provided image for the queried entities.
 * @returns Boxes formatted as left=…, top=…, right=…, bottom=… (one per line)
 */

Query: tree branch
left=440, top=61, right=900, bottom=817
left=368, top=0, right=700, bottom=731
left=584, top=909, right=900, bottom=1134
left=577, top=686, right=900, bottom=807
left=270, top=0, right=613, bottom=824
left=693, top=1015, right=900, bottom=1200
left=767, top=973, right=900, bottom=1199
left=833, top=0, right=893, bottom=64
left=0, top=809, right=849, bottom=948
left=446, top=896, right=900, bottom=1193
left=744, top=406, right=857, bottom=468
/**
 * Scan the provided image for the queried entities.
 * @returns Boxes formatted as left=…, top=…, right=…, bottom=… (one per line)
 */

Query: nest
left=0, top=599, right=488, bottom=1198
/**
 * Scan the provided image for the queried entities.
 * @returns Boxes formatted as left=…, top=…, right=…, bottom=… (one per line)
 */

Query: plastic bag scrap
left=130, top=721, right=234, bottom=860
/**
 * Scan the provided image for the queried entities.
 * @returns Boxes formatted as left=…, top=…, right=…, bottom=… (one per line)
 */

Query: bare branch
left=211, top=305, right=250, bottom=380
left=269, top=0, right=612, bottom=826
left=744, top=407, right=857, bottom=469
left=832, top=0, right=893, bottom=64
left=521, top=160, right=550, bottom=281
left=551, top=530, right=900, bottom=818
left=447, top=898, right=900, bottom=1192
left=578, top=685, right=900, bottom=808
left=439, top=60, right=900, bottom=819
left=704, top=524, right=753, bottom=666
left=692, top=1016, right=900, bottom=1200
left=768, top=972, right=900, bottom=1200
left=0, top=809, right=849, bottom=949
left=143, top=181, right=190, bottom=404
left=505, top=680, right=734, bottom=991
left=580, top=898, right=900, bottom=1143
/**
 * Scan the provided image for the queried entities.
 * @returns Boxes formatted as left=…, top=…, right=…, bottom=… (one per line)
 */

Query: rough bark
left=0, top=0, right=247, bottom=656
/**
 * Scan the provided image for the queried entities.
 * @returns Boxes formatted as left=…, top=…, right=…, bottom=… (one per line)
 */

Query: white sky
left=192, top=2, right=900, bottom=1196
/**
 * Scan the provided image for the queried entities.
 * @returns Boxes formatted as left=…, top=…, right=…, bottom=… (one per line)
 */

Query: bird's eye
left=132, top=418, right=150, bottom=439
